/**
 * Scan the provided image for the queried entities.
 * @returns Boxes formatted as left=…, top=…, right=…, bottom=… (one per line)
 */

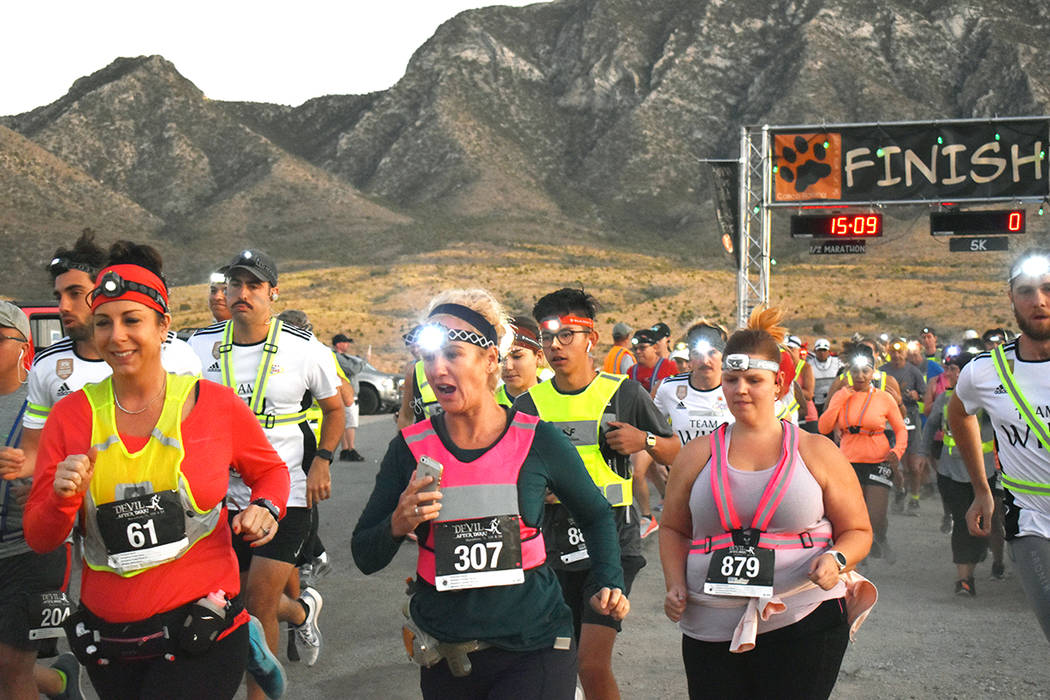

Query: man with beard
left=23, top=232, right=201, bottom=469
left=950, top=250, right=1050, bottom=642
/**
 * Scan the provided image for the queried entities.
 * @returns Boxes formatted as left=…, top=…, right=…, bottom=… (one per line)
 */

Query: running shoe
left=955, top=578, right=976, bottom=597
left=640, top=515, right=660, bottom=539
left=991, top=561, right=1006, bottom=579
left=48, top=652, right=83, bottom=700
left=905, top=498, right=921, bottom=517
left=940, top=514, right=952, bottom=534
left=312, top=551, right=332, bottom=579
left=295, top=587, right=324, bottom=666
left=338, top=449, right=353, bottom=461
left=346, top=449, right=365, bottom=462
left=247, top=615, right=286, bottom=698
left=891, top=490, right=906, bottom=514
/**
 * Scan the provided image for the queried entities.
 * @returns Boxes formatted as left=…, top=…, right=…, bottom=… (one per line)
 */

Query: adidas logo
left=207, top=362, right=220, bottom=372
left=676, top=401, right=687, bottom=409
left=994, top=385, right=1007, bottom=395
left=56, top=382, right=71, bottom=397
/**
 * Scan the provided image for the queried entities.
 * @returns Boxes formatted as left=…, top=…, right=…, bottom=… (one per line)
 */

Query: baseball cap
left=225, top=249, right=278, bottom=286
left=632, top=329, right=658, bottom=347
left=814, top=338, right=830, bottom=351
left=649, top=322, right=671, bottom=340
left=332, top=333, right=353, bottom=344
left=0, top=301, right=30, bottom=340
left=612, top=322, right=632, bottom=340
left=670, top=347, right=689, bottom=361
left=963, top=329, right=979, bottom=340
left=785, top=335, right=802, bottom=349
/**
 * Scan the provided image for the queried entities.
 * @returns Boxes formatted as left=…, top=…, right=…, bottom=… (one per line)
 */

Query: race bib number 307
left=432, top=515, right=524, bottom=591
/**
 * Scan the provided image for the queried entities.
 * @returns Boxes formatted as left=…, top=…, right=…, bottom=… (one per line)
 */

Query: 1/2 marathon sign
left=772, top=118, right=1049, bottom=204
left=810, top=241, right=866, bottom=255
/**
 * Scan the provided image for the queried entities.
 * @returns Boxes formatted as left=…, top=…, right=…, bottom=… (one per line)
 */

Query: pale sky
left=2, top=0, right=543, bottom=116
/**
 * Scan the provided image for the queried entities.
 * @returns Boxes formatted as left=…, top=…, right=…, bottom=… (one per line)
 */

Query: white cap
left=814, top=338, right=831, bottom=351
left=963, top=329, right=979, bottom=340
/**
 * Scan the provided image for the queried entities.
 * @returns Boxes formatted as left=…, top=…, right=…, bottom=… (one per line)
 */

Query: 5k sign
left=772, top=118, right=1050, bottom=204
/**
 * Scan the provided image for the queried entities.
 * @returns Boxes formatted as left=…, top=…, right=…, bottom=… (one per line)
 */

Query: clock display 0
left=791, top=214, right=883, bottom=238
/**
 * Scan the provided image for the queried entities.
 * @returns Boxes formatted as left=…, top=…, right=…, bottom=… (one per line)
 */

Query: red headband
left=542, top=315, right=595, bottom=331
left=90, top=264, right=169, bottom=315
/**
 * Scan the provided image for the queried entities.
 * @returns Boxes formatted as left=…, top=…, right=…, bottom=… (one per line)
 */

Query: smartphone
left=416, top=455, right=443, bottom=493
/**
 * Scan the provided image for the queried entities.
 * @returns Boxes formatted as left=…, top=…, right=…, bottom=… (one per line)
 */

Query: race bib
left=432, top=515, right=524, bottom=591
left=552, top=514, right=589, bottom=565
left=96, top=490, right=188, bottom=571
left=28, top=591, right=72, bottom=640
left=704, top=545, right=775, bottom=598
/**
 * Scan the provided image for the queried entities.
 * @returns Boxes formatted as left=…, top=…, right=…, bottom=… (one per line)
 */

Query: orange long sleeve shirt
left=818, top=386, right=907, bottom=463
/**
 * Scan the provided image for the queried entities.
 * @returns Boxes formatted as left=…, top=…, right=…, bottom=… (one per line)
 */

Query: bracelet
left=250, top=498, right=280, bottom=521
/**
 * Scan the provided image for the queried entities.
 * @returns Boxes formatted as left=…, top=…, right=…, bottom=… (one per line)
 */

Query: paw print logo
left=773, top=133, right=842, bottom=202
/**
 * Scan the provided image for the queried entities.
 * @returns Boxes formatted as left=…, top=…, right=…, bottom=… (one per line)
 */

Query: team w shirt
left=653, top=373, right=734, bottom=445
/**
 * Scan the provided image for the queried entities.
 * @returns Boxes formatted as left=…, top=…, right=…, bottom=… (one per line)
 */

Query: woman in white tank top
left=659, top=307, right=872, bottom=700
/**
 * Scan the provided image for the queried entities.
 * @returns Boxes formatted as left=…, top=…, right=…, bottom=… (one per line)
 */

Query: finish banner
left=771, top=118, right=1050, bottom=203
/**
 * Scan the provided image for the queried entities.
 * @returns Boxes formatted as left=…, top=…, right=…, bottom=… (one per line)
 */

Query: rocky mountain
left=3, top=0, right=1050, bottom=298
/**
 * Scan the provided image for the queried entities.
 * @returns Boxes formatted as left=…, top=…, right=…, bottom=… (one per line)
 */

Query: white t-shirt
left=653, top=373, right=734, bottom=445
left=188, top=320, right=340, bottom=509
left=24, top=332, right=202, bottom=430
left=955, top=339, right=1050, bottom=538
left=808, top=355, right=842, bottom=406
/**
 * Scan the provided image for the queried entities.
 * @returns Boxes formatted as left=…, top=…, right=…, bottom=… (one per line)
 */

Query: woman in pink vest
left=351, top=289, right=628, bottom=699
left=660, top=307, right=873, bottom=700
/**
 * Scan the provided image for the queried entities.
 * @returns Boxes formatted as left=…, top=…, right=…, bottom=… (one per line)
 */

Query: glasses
left=540, top=329, right=590, bottom=346
left=0, top=335, right=26, bottom=343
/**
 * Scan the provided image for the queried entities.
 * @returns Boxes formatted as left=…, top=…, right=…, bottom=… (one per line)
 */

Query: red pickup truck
left=14, top=303, right=63, bottom=370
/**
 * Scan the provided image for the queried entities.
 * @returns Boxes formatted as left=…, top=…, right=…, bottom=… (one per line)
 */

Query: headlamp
left=879, top=333, right=889, bottom=343
left=722, top=354, right=780, bottom=373
left=1010, top=254, right=1050, bottom=281
left=850, top=355, right=871, bottom=370
left=413, top=322, right=497, bottom=353
left=942, top=344, right=961, bottom=361
left=541, top=318, right=562, bottom=333
left=693, top=340, right=714, bottom=356
left=416, top=324, right=449, bottom=353
left=906, top=341, right=921, bottom=352
left=688, top=328, right=727, bottom=355
left=49, top=256, right=99, bottom=278
left=209, top=272, right=226, bottom=285
left=91, top=270, right=169, bottom=313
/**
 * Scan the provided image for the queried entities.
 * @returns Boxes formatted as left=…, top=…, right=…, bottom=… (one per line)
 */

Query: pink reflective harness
left=402, top=413, right=547, bottom=585
left=691, top=421, right=833, bottom=554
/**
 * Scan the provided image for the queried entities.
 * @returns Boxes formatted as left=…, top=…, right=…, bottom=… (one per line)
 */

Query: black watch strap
left=314, top=448, right=334, bottom=463
left=250, top=498, right=280, bottom=521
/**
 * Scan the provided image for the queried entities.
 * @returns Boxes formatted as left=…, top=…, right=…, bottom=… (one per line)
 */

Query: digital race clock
left=790, top=214, right=883, bottom=238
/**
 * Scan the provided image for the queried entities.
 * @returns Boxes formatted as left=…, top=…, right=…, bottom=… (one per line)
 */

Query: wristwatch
left=645, top=432, right=657, bottom=448
left=250, top=498, right=280, bottom=521
left=314, top=448, right=334, bottom=463
left=826, top=549, right=847, bottom=572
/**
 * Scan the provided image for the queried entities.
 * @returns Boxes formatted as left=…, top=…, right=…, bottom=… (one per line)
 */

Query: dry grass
left=168, top=239, right=1019, bottom=372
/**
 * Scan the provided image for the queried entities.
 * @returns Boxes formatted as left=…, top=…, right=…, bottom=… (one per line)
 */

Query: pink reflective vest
left=402, top=413, right=547, bottom=585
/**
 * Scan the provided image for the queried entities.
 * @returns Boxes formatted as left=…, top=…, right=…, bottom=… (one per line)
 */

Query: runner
left=918, top=352, right=1004, bottom=595
left=351, top=289, right=628, bottom=699
left=808, top=338, right=841, bottom=416
left=628, top=329, right=676, bottom=396
left=819, top=344, right=907, bottom=563
left=188, top=249, right=342, bottom=693
left=782, top=335, right=814, bottom=428
left=23, top=244, right=290, bottom=699
left=661, top=306, right=873, bottom=699
left=949, top=250, right=1050, bottom=641
left=653, top=321, right=733, bottom=444
left=602, top=322, right=636, bottom=375
left=331, top=333, right=366, bottom=462
left=209, top=269, right=232, bottom=322
left=920, top=327, right=941, bottom=365
left=0, top=302, right=82, bottom=700
left=397, top=327, right=443, bottom=429
left=23, top=233, right=201, bottom=471
left=495, top=315, right=544, bottom=407
left=881, top=340, right=928, bottom=516
left=513, top=288, right=678, bottom=699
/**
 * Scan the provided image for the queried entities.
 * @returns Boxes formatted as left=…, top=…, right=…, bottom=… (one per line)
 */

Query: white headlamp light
left=722, top=354, right=780, bottom=373
left=850, top=355, right=871, bottom=369
left=416, top=324, right=448, bottom=353
left=209, top=272, right=226, bottom=285
left=693, top=339, right=714, bottom=356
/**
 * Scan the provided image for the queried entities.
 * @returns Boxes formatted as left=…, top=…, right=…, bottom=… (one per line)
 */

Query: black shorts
left=555, top=555, right=644, bottom=637
left=852, top=462, right=894, bottom=489
left=228, top=507, right=311, bottom=570
left=0, top=544, right=71, bottom=651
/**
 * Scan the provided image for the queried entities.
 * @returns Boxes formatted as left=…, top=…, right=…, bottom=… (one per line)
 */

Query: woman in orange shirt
left=818, top=344, right=907, bottom=563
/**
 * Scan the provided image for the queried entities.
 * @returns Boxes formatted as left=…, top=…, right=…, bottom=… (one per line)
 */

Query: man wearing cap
left=950, top=250, right=1050, bottom=641
left=602, top=322, right=636, bottom=375
left=0, top=302, right=83, bottom=700
left=781, top=335, right=814, bottom=426
left=881, top=340, right=928, bottom=515
left=649, top=322, right=672, bottom=362
left=208, top=268, right=232, bottom=322
left=22, top=232, right=201, bottom=474
left=628, top=329, right=677, bottom=396
left=808, top=338, right=842, bottom=416
left=332, top=333, right=366, bottom=462
left=188, top=249, right=342, bottom=686
left=514, top=288, right=678, bottom=699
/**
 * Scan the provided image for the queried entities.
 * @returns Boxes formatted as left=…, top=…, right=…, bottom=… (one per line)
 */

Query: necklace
left=114, top=379, right=167, bottom=415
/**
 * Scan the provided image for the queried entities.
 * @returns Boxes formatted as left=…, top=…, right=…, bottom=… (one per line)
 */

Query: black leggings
left=937, top=474, right=991, bottom=565
left=85, top=621, right=248, bottom=699
left=682, top=598, right=849, bottom=700
left=419, top=642, right=577, bottom=700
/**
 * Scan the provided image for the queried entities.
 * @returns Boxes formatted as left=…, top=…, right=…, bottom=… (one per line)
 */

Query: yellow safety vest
left=940, top=389, right=993, bottom=455
left=846, top=370, right=887, bottom=391
left=81, top=375, right=221, bottom=577
left=992, top=345, right=1050, bottom=498
left=307, top=353, right=349, bottom=441
left=414, top=360, right=441, bottom=420
left=527, top=372, right=632, bottom=507
left=219, top=319, right=307, bottom=429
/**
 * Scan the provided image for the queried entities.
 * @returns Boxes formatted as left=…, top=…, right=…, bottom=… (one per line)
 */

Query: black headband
left=428, top=303, right=498, bottom=347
